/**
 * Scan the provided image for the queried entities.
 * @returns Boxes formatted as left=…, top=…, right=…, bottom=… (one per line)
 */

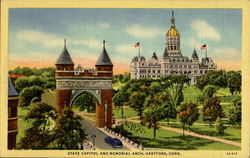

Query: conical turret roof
left=55, top=39, right=74, bottom=66
left=152, top=52, right=158, bottom=59
left=163, top=48, right=169, bottom=58
left=192, top=48, right=199, bottom=59
left=95, top=40, right=113, bottom=66
left=8, top=77, right=18, bottom=97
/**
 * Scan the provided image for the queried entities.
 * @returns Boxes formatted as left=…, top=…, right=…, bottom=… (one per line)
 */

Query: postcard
left=1, top=0, right=249, bottom=157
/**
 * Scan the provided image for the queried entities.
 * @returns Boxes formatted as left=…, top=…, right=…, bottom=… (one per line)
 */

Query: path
left=76, top=111, right=241, bottom=147
left=128, top=119, right=241, bottom=147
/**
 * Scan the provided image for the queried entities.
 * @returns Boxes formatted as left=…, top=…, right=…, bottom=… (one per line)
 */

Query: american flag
left=200, top=44, right=207, bottom=50
left=134, top=42, right=140, bottom=47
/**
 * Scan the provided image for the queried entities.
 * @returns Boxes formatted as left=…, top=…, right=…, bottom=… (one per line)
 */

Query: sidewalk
left=97, top=128, right=139, bottom=150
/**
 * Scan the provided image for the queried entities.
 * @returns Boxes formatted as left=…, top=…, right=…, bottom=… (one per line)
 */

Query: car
left=104, top=136, right=123, bottom=148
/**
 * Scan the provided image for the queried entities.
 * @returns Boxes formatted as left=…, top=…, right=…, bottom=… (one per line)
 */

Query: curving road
left=80, top=118, right=128, bottom=150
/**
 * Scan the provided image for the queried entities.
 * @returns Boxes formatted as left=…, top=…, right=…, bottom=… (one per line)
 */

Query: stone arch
left=69, top=90, right=101, bottom=107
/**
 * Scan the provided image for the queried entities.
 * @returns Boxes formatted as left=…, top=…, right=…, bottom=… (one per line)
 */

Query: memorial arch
left=55, top=40, right=113, bottom=128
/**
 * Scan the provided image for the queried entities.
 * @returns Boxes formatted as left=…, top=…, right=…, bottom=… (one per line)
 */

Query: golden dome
left=167, top=27, right=180, bottom=36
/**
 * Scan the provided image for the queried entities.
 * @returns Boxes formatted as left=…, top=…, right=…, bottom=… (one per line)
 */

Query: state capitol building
left=130, top=11, right=216, bottom=84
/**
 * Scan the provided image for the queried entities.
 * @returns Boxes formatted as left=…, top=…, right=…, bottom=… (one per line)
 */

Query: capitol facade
left=130, top=11, right=216, bottom=84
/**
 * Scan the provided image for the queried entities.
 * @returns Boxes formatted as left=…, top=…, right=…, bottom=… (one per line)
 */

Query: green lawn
left=216, top=87, right=231, bottom=96
left=112, top=107, right=138, bottom=118
left=183, top=86, right=202, bottom=103
left=160, top=122, right=241, bottom=143
left=17, top=90, right=56, bottom=144
left=84, top=113, right=96, bottom=120
left=16, top=106, right=32, bottom=143
left=118, top=122, right=240, bottom=150
left=29, top=86, right=241, bottom=150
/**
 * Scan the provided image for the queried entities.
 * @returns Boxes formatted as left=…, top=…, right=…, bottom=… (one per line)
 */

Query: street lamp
left=104, top=100, right=108, bottom=126
left=91, top=134, right=96, bottom=150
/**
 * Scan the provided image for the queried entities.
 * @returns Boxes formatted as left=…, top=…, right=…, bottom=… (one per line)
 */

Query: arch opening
left=70, top=91, right=99, bottom=113
left=69, top=90, right=101, bottom=108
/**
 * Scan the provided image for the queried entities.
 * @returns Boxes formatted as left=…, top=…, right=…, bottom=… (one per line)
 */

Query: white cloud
left=98, top=23, right=110, bottom=29
left=191, top=20, right=221, bottom=41
left=17, top=30, right=63, bottom=48
left=72, top=39, right=103, bottom=49
left=186, top=37, right=202, bottom=48
left=126, top=24, right=161, bottom=38
left=213, top=48, right=241, bottom=61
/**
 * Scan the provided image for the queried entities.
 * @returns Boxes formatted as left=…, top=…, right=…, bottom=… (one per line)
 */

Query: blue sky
left=9, top=8, right=242, bottom=73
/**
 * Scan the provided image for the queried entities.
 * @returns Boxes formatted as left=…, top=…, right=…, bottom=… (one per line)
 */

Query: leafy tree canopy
left=228, top=96, right=241, bottom=125
left=72, top=93, right=96, bottom=112
left=18, top=102, right=56, bottom=149
left=227, top=72, right=241, bottom=95
left=19, top=86, right=44, bottom=107
left=53, top=108, right=87, bottom=149
left=178, top=102, right=199, bottom=135
left=202, top=96, right=224, bottom=126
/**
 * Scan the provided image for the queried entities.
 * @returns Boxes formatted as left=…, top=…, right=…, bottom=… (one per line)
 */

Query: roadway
left=80, top=118, right=128, bottom=150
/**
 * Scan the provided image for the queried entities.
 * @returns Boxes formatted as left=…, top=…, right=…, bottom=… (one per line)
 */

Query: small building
left=8, top=77, right=19, bottom=149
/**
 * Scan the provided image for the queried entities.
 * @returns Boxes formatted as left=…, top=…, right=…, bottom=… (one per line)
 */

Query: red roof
left=9, top=74, right=26, bottom=78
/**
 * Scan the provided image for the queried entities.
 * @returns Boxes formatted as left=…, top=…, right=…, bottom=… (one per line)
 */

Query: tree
left=18, top=86, right=44, bottom=107
left=53, top=108, right=87, bottom=149
left=113, top=84, right=130, bottom=118
left=9, top=66, right=35, bottom=76
left=227, top=72, right=241, bottom=95
left=10, top=67, right=56, bottom=91
left=17, top=102, right=56, bottom=149
left=128, top=90, right=147, bottom=119
left=215, top=117, right=226, bottom=136
left=161, top=74, right=190, bottom=108
left=121, top=72, right=131, bottom=83
left=196, top=70, right=227, bottom=90
left=142, top=82, right=166, bottom=139
left=199, top=85, right=218, bottom=102
left=196, top=74, right=210, bottom=90
left=209, top=70, right=227, bottom=88
left=160, top=75, right=190, bottom=123
left=126, top=79, right=151, bottom=119
left=72, top=93, right=96, bottom=112
left=178, top=102, right=199, bottom=136
left=14, top=76, right=30, bottom=93
left=15, top=75, right=45, bottom=93
left=228, top=96, right=241, bottom=125
left=202, top=96, right=224, bottom=126
left=142, top=97, right=165, bottom=139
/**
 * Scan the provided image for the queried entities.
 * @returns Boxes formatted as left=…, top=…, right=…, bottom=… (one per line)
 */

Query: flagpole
left=206, top=45, right=207, bottom=58
left=139, top=45, right=140, bottom=57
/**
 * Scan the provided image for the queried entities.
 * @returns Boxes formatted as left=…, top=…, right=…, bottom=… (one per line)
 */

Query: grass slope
left=120, top=122, right=240, bottom=150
